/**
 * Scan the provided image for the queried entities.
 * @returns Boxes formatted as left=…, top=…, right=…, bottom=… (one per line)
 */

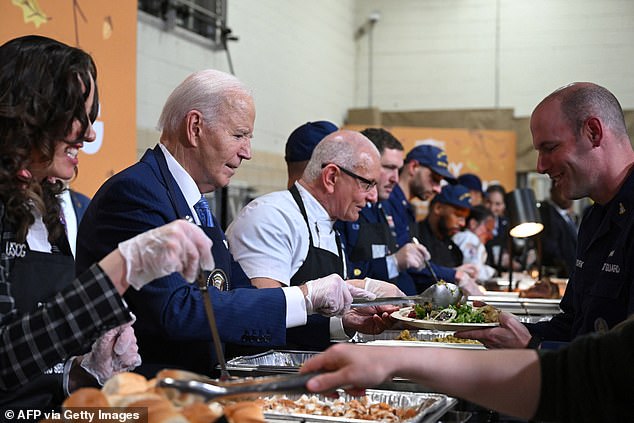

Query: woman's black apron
left=0, top=226, right=75, bottom=409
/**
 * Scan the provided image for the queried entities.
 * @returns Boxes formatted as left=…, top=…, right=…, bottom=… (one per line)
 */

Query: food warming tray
left=262, top=389, right=457, bottom=423
left=225, top=350, right=318, bottom=373
left=353, top=329, right=486, bottom=349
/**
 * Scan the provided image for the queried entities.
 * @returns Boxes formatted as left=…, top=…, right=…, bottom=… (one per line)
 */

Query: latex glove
left=118, top=220, right=215, bottom=290
left=346, top=282, right=377, bottom=300
left=392, top=243, right=431, bottom=271
left=363, top=278, right=405, bottom=298
left=80, top=321, right=142, bottom=385
left=456, top=275, right=484, bottom=296
left=305, top=274, right=372, bottom=317
left=456, top=263, right=479, bottom=280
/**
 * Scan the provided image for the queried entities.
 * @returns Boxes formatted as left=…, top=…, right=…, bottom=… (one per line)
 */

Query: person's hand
left=456, top=275, right=484, bottom=296
left=455, top=263, right=478, bottom=280
left=364, top=278, right=405, bottom=298
left=346, top=282, right=377, bottom=301
left=304, top=274, right=368, bottom=317
left=301, top=344, right=395, bottom=393
left=118, top=220, right=215, bottom=290
left=79, top=321, right=142, bottom=385
left=393, top=243, right=431, bottom=271
left=342, top=305, right=398, bottom=335
left=454, top=312, right=532, bottom=348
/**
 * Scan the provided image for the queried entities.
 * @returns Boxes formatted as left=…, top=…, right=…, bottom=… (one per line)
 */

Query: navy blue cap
left=457, top=173, right=483, bottom=194
left=405, top=145, right=455, bottom=181
left=434, top=184, right=472, bottom=209
left=285, top=121, right=338, bottom=162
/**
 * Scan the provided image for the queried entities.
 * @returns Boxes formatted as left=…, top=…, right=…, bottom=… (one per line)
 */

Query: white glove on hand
left=393, top=243, right=431, bottom=271
left=364, top=277, right=406, bottom=298
left=456, top=263, right=479, bottom=280
left=457, top=275, right=484, bottom=296
left=346, top=283, right=377, bottom=301
left=118, top=220, right=215, bottom=290
left=304, top=274, right=360, bottom=317
left=80, top=321, right=142, bottom=385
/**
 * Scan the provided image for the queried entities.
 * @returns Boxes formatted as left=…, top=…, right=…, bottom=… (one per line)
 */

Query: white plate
left=391, top=307, right=500, bottom=332
left=365, top=340, right=486, bottom=349
left=479, top=291, right=520, bottom=298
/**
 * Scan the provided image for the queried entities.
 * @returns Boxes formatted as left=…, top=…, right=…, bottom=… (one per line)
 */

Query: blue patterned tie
left=194, top=195, right=213, bottom=227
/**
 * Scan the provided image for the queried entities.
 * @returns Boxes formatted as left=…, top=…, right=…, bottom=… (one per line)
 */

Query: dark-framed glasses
left=322, top=163, right=377, bottom=192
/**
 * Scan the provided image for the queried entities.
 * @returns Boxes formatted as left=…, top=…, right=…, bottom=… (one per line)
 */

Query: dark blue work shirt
left=528, top=171, right=634, bottom=341
left=383, top=185, right=458, bottom=291
left=383, top=184, right=417, bottom=248
left=336, top=203, right=392, bottom=282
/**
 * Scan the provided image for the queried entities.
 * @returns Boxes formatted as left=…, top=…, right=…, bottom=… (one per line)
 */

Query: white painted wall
left=137, top=0, right=356, bottom=157
left=354, top=0, right=634, bottom=116
left=137, top=0, right=634, bottom=192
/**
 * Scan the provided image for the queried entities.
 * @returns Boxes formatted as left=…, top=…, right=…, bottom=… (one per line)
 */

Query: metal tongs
left=351, top=281, right=464, bottom=308
left=158, top=372, right=317, bottom=401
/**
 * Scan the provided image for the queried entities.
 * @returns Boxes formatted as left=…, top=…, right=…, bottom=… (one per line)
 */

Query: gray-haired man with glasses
left=227, top=130, right=403, bottom=351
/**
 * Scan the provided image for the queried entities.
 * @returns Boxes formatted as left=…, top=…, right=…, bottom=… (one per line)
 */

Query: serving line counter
left=468, top=294, right=561, bottom=323
left=222, top=348, right=467, bottom=422
left=220, top=290, right=564, bottom=423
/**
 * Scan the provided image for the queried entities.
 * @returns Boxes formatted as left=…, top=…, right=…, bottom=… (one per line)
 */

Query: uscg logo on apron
left=5, top=242, right=27, bottom=258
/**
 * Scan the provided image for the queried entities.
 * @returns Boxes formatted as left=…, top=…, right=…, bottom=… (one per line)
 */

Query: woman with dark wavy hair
left=0, top=35, right=214, bottom=407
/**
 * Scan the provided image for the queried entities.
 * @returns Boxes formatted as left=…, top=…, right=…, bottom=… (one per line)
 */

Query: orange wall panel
left=1, top=0, right=138, bottom=196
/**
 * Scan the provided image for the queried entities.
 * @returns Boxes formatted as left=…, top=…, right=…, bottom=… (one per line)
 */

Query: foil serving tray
left=352, top=329, right=486, bottom=349
left=262, top=389, right=457, bottom=423
left=468, top=295, right=561, bottom=316
left=225, top=350, right=318, bottom=373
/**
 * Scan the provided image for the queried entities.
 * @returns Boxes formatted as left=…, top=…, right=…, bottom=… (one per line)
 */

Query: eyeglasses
left=322, top=163, right=377, bottom=192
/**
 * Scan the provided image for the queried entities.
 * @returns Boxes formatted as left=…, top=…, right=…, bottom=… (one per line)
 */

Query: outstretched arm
left=301, top=343, right=540, bottom=420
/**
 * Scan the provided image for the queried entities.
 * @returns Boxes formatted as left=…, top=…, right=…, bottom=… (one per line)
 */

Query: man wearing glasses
left=227, top=130, right=402, bottom=350
left=335, top=128, right=432, bottom=295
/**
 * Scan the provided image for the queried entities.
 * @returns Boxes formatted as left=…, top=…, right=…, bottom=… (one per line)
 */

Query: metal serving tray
left=262, top=389, right=457, bottom=423
left=352, top=330, right=486, bottom=349
left=225, top=350, right=318, bottom=373
left=468, top=295, right=561, bottom=316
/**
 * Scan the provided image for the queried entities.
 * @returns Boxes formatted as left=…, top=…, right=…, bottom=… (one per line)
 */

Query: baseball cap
left=405, top=145, right=455, bottom=181
left=457, top=173, right=484, bottom=194
left=433, top=184, right=472, bottom=209
left=285, top=121, right=338, bottom=162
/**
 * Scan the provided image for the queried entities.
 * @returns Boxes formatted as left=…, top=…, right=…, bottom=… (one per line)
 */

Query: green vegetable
left=414, top=303, right=486, bottom=323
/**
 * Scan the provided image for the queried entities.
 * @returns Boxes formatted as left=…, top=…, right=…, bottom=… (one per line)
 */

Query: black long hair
left=0, top=35, right=98, bottom=242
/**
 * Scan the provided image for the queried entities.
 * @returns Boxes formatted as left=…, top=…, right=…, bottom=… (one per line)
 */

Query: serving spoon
left=351, top=280, right=464, bottom=308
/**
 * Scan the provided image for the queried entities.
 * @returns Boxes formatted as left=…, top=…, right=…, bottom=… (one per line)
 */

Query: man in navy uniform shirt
left=383, top=144, right=478, bottom=292
left=459, top=82, right=634, bottom=348
left=419, top=184, right=472, bottom=268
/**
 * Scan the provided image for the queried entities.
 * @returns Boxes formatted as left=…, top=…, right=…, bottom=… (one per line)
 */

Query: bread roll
left=108, top=392, right=165, bottom=408
left=155, top=369, right=207, bottom=406
left=102, top=372, right=149, bottom=396
left=181, top=403, right=223, bottom=423
left=223, top=401, right=265, bottom=423
left=125, top=396, right=189, bottom=423
left=155, top=368, right=203, bottom=381
left=63, top=387, right=109, bottom=408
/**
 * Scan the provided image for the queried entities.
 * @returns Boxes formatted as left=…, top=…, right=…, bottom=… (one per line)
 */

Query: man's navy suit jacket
left=76, top=147, right=289, bottom=375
